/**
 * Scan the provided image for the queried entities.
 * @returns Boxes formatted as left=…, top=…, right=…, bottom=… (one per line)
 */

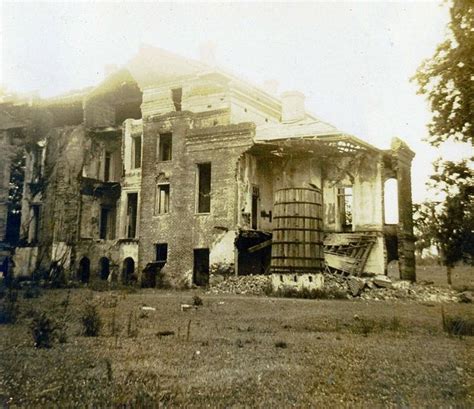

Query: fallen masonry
left=208, top=273, right=467, bottom=303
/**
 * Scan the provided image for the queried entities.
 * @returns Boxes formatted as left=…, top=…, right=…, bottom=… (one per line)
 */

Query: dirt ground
left=0, top=278, right=473, bottom=408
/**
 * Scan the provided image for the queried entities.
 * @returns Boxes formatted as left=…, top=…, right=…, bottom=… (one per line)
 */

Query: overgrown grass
left=272, top=286, right=348, bottom=300
left=442, top=307, right=474, bottom=336
left=30, top=311, right=57, bottom=348
left=0, top=289, right=19, bottom=324
left=81, top=304, right=102, bottom=337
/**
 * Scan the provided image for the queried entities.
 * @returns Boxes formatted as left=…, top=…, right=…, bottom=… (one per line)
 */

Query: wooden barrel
left=271, top=187, right=324, bottom=274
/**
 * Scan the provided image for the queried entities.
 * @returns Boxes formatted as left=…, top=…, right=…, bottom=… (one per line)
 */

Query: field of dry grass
left=0, top=283, right=473, bottom=408
left=416, top=263, right=474, bottom=290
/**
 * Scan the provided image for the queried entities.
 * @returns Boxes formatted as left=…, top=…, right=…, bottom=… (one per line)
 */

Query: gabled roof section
left=126, top=45, right=208, bottom=89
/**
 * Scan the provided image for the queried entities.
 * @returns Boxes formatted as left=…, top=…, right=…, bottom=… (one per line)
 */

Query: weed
left=442, top=307, right=474, bottom=336
left=30, top=311, right=58, bottom=348
left=81, top=304, right=102, bottom=337
left=192, top=295, right=203, bottom=306
left=275, top=340, right=288, bottom=348
left=352, top=318, right=376, bottom=336
left=127, top=311, right=138, bottom=338
left=273, top=286, right=348, bottom=300
left=0, top=289, right=19, bottom=324
left=23, top=285, right=42, bottom=299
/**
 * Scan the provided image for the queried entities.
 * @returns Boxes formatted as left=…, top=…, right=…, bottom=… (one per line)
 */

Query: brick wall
left=138, top=109, right=254, bottom=286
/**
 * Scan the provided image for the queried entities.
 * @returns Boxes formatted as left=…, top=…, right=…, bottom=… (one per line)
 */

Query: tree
left=413, top=0, right=474, bottom=284
left=413, top=0, right=473, bottom=147
left=414, top=159, right=474, bottom=284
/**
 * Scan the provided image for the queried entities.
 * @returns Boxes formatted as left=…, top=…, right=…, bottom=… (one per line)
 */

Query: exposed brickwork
left=138, top=110, right=254, bottom=286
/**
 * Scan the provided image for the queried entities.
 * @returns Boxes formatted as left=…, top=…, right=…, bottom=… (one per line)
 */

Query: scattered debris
left=373, top=275, right=393, bottom=289
left=458, top=291, right=473, bottom=304
left=208, top=275, right=271, bottom=295
left=141, top=306, right=156, bottom=311
left=157, top=330, right=175, bottom=338
left=181, top=304, right=193, bottom=312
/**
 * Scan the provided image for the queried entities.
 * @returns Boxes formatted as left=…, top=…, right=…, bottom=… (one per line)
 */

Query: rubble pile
left=326, top=273, right=463, bottom=303
left=208, top=275, right=272, bottom=295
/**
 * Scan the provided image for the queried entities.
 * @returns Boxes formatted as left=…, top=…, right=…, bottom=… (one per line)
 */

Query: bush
left=442, top=309, right=474, bottom=336
left=192, top=295, right=203, bottom=306
left=0, top=289, right=19, bottom=324
left=30, top=311, right=57, bottom=348
left=23, top=285, right=42, bottom=299
left=81, top=304, right=102, bottom=337
left=273, top=286, right=348, bottom=300
left=275, top=340, right=288, bottom=348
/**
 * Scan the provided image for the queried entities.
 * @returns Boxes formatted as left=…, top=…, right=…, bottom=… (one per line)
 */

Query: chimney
left=262, top=79, right=279, bottom=96
left=199, top=41, right=217, bottom=67
left=281, top=91, right=306, bottom=122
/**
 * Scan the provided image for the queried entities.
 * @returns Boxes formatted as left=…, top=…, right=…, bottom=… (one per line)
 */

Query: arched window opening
left=99, top=257, right=110, bottom=281
left=384, top=179, right=399, bottom=224
left=122, top=257, right=135, bottom=284
left=78, top=257, right=90, bottom=283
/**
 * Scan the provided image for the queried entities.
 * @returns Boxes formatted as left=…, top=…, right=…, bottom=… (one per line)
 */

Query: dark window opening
left=158, top=133, right=172, bottom=161
left=155, top=243, right=168, bottom=263
left=193, top=248, right=209, bottom=286
left=99, top=257, right=110, bottom=280
left=31, top=205, right=40, bottom=243
left=155, top=184, right=170, bottom=215
left=197, top=163, right=211, bottom=213
left=100, top=207, right=109, bottom=239
left=251, top=186, right=259, bottom=230
left=104, top=151, right=112, bottom=181
left=172, top=88, right=182, bottom=111
left=126, top=193, right=138, bottom=238
left=132, top=136, right=142, bottom=169
left=122, top=257, right=135, bottom=284
left=337, top=187, right=353, bottom=231
left=78, top=257, right=90, bottom=283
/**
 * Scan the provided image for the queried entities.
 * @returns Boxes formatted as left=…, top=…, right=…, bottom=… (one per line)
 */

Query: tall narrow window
left=171, top=88, right=182, bottom=111
left=132, top=136, right=142, bottom=169
left=104, top=151, right=112, bottom=181
left=337, top=187, right=353, bottom=231
left=155, top=184, right=170, bottom=214
left=126, top=193, right=138, bottom=238
left=99, top=207, right=109, bottom=239
left=155, top=243, right=168, bottom=262
left=197, top=163, right=211, bottom=213
left=30, top=205, right=40, bottom=243
left=158, top=133, right=172, bottom=161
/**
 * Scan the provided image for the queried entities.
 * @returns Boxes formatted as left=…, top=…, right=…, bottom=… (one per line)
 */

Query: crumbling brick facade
left=2, top=46, right=416, bottom=286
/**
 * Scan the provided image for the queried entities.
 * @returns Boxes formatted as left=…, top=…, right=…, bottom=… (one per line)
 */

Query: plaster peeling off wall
left=363, top=235, right=385, bottom=275
left=210, top=230, right=236, bottom=273
left=51, top=242, right=72, bottom=271
left=13, top=247, right=38, bottom=277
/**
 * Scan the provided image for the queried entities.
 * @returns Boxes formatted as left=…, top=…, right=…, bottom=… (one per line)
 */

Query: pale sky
left=0, top=1, right=469, bottom=206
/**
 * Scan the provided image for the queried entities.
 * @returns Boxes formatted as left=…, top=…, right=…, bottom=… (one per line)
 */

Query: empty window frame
left=126, top=193, right=138, bottom=238
left=99, top=206, right=116, bottom=240
left=132, top=135, right=142, bottom=169
left=171, top=88, right=182, bottom=112
left=158, top=133, right=172, bottom=161
left=155, top=184, right=170, bottom=215
left=196, top=163, right=211, bottom=213
left=337, top=187, right=353, bottom=230
left=104, top=151, right=112, bottom=182
left=155, top=243, right=168, bottom=262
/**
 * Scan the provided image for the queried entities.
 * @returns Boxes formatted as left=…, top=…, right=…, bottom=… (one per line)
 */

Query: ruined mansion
left=0, top=47, right=416, bottom=288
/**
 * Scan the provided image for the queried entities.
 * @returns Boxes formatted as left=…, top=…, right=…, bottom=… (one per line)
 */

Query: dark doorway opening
left=99, top=257, right=110, bottom=280
left=236, top=230, right=272, bottom=275
left=122, top=257, right=135, bottom=283
left=193, top=248, right=209, bottom=286
left=78, top=257, right=91, bottom=283
left=385, top=235, right=399, bottom=263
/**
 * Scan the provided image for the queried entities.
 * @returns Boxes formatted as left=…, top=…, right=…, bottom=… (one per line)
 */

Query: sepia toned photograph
left=0, top=1, right=472, bottom=407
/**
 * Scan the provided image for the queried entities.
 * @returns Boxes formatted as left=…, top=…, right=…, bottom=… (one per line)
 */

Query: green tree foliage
left=413, top=0, right=474, bottom=283
left=413, top=0, right=473, bottom=147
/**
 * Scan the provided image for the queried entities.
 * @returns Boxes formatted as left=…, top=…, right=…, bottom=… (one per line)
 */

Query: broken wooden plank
left=247, top=239, right=272, bottom=254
